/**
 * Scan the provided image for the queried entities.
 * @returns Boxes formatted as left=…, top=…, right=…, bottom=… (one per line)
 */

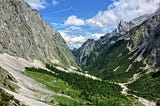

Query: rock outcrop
left=72, top=39, right=96, bottom=66
left=126, top=8, right=160, bottom=66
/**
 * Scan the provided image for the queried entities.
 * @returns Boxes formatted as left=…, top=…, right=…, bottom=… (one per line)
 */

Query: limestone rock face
left=72, top=39, right=96, bottom=66
left=117, top=20, right=131, bottom=34
left=130, top=14, right=149, bottom=26
left=127, top=8, right=160, bottom=66
left=0, top=0, right=77, bottom=68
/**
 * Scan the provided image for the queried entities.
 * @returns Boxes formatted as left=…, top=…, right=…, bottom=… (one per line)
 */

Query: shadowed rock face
left=0, top=0, right=77, bottom=68
left=72, top=39, right=96, bottom=66
left=126, top=8, right=160, bottom=66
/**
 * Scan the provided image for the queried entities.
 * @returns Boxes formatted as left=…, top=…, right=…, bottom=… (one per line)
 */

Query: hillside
left=73, top=7, right=160, bottom=105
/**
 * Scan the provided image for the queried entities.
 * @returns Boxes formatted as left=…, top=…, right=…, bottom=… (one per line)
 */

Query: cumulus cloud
left=24, top=0, right=46, bottom=10
left=60, top=32, right=86, bottom=49
left=64, top=15, right=85, bottom=26
left=61, top=0, right=160, bottom=48
left=91, top=33, right=104, bottom=40
left=86, top=0, right=160, bottom=31
left=52, top=0, right=58, bottom=6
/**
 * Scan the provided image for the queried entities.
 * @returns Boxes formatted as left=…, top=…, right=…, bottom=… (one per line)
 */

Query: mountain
left=73, top=7, right=160, bottom=81
left=0, top=1, right=146, bottom=105
left=0, top=0, right=159, bottom=106
left=0, top=0, right=81, bottom=105
left=0, top=0, right=77, bottom=69
left=73, top=14, right=149, bottom=67
left=73, top=7, right=160, bottom=104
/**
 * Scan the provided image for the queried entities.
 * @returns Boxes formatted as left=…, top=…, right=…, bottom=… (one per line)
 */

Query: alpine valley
left=0, top=0, right=160, bottom=106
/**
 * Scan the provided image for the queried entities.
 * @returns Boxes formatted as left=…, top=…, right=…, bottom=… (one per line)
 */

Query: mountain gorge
left=0, top=0, right=160, bottom=106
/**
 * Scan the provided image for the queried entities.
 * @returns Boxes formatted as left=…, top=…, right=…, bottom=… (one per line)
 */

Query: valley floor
left=0, top=53, right=158, bottom=106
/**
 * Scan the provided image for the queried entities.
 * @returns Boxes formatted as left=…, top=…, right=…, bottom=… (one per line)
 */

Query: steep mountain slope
left=73, top=7, right=160, bottom=105
left=126, top=8, right=160, bottom=66
left=83, top=9, right=160, bottom=80
left=72, top=39, right=96, bottom=66
left=72, top=15, right=149, bottom=67
left=0, top=0, right=80, bottom=105
left=0, top=0, right=77, bottom=68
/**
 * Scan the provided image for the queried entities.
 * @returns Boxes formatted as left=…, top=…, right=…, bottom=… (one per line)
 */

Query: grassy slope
left=84, top=39, right=160, bottom=103
left=85, top=39, right=144, bottom=82
left=25, top=66, right=138, bottom=106
left=25, top=70, right=83, bottom=106
left=128, top=71, right=160, bottom=104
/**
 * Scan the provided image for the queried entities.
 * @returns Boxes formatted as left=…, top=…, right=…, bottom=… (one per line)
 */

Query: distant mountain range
left=72, top=13, right=150, bottom=67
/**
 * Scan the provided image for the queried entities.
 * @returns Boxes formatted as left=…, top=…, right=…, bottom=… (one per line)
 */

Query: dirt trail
left=118, top=73, right=156, bottom=106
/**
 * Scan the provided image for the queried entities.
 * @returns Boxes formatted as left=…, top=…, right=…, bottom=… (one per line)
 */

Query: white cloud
left=86, top=0, right=160, bottom=31
left=59, top=0, right=160, bottom=48
left=24, top=0, right=46, bottom=10
left=51, top=23, right=64, bottom=29
left=64, top=15, right=85, bottom=26
left=91, top=33, right=104, bottom=40
left=52, top=0, right=58, bottom=6
left=60, top=32, right=86, bottom=49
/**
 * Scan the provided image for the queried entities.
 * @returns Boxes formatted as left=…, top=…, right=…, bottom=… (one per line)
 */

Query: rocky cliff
left=72, top=39, right=96, bottom=66
left=126, top=8, right=160, bottom=66
left=0, top=0, right=77, bottom=68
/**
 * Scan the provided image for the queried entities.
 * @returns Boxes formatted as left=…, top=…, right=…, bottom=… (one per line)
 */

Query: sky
left=24, top=0, right=160, bottom=49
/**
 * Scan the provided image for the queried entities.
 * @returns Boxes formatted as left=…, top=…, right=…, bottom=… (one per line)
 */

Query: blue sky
left=40, top=0, right=110, bottom=23
left=24, top=0, right=160, bottom=49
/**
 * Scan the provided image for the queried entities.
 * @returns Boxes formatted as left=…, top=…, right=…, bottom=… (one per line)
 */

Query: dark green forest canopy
left=25, top=66, right=136, bottom=106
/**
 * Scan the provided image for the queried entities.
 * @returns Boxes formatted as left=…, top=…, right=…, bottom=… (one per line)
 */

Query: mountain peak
left=117, top=20, right=131, bottom=33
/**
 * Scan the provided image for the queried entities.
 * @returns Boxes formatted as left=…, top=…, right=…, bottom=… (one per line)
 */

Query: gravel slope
left=0, top=53, right=55, bottom=106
